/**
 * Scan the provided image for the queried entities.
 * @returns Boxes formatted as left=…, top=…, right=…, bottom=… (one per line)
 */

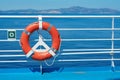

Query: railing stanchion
left=110, top=17, right=115, bottom=72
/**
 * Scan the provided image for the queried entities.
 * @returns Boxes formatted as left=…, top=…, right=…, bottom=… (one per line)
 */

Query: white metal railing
left=1, top=38, right=120, bottom=42
left=0, top=15, right=120, bottom=18
left=1, top=28, right=120, bottom=31
left=0, top=60, right=27, bottom=63
left=0, top=15, right=120, bottom=64
left=58, top=58, right=120, bottom=62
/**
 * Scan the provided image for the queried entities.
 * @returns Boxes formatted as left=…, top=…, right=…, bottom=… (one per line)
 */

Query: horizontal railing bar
left=58, top=28, right=120, bottom=31
left=1, top=38, right=120, bottom=42
left=0, top=58, right=120, bottom=62
left=61, top=38, right=120, bottom=41
left=58, top=58, right=120, bottom=62
left=63, top=48, right=120, bottom=51
left=0, top=58, right=119, bottom=63
left=61, top=51, right=120, bottom=55
left=0, top=39, right=20, bottom=41
left=59, top=38, right=120, bottom=41
left=0, top=49, right=119, bottom=53
left=0, top=28, right=120, bottom=31
left=0, top=55, right=26, bottom=57
left=0, top=29, right=24, bottom=31
left=0, top=15, right=120, bottom=18
left=34, top=38, right=120, bottom=42
left=0, top=16, right=38, bottom=18
left=0, top=50, right=22, bottom=52
left=42, top=15, right=120, bottom=18
left=35, top=38, right=120, bottom=41
left=0, top=60, right=27, bottom=63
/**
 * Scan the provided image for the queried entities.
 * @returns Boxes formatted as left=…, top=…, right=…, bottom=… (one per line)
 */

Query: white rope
left=44, top=54, right=58, bottom=66
left=44, top=38, right=62, bottom=66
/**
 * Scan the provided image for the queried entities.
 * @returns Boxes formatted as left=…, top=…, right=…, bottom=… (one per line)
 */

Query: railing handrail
left=0, top=28, right=120, bottom=31
left=0, top=38, right=120, bottom=42
left=0, top=15, right=120, bottom=18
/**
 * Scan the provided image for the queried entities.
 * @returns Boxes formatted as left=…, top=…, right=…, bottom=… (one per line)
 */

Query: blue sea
left=0, top=15, right=120, bottom=79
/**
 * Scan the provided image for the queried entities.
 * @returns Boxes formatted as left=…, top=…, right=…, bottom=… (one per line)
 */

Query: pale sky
left=0, top=0, right=120, bottom=10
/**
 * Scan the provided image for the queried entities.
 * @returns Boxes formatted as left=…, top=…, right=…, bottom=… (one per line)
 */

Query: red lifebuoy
left=20, top=22, right=61, bottom=60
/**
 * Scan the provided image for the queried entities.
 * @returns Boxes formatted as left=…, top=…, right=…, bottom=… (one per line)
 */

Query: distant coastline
left=0, top=6, right=120, bottom=15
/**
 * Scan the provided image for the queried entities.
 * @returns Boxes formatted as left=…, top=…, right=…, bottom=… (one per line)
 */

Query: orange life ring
left=20, top=22, right=61, bottom=60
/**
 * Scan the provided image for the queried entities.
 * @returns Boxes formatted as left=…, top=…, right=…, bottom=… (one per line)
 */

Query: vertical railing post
left=111, top=17, right=115, bottom=71
left=111, top=17, right=114, bottom=55
left=38, top=16, right=43, bottom=74
left=38, top=16, right=42, bottom=30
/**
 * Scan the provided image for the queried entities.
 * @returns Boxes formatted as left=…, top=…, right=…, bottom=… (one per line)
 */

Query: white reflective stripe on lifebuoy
left=26, top=49, right=34, bottom=57
left=24, top=30, right=31, bottom=35
left=26, top=41, right=40, bottom=57
left=48, top=49, right=56, bottom=56
left=47, top=24, right=53, bottom=32
left=40, top=39, right=56, bottom=56
left=50, top=47, right=57, bottom=53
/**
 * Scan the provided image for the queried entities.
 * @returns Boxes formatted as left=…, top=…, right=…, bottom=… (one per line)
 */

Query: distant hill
left=0, top=6, right=120, bottom=15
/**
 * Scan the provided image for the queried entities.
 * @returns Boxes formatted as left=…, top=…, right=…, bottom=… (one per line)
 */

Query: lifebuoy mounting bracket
left=26, top=34, right=56, bottom=58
